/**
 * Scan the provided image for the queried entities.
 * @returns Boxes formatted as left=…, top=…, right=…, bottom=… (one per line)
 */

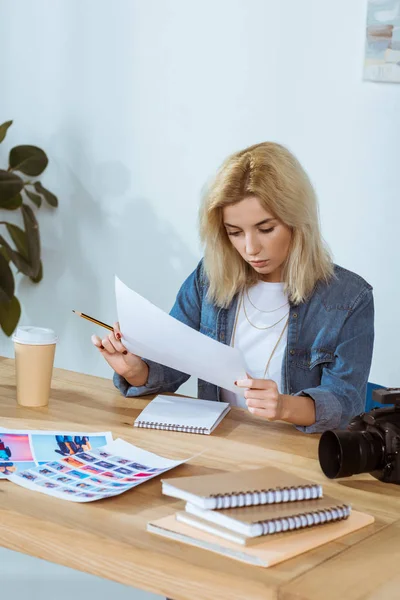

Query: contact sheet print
left=7, top=438, right=190, bottom=502
left=0, top=429, right=112, bottom=478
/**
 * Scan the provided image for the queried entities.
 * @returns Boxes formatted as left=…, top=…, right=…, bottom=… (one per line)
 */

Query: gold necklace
left=231, top=293, right=289, bottom=379
left=246, top=287, right=289, bottom=314
left=243, top=292, right=289, bottom=331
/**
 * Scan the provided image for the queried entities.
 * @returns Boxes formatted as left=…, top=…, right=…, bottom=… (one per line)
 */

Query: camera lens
left=318, top=429, right=385, bottom=479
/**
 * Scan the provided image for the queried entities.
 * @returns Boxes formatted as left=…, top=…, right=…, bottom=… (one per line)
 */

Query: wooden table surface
left=0, top=356, right=400, bottom=600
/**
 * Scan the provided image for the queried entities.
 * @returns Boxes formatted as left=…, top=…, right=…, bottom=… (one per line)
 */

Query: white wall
left=0, top=0, right=399, bottom=392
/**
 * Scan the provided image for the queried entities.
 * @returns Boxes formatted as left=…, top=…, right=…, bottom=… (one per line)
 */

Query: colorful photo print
left=18, top=470, right=39, bottom=482
left=37, top=467, right=57, bottom=477
left=114, top=467, right=134, bottom=475
left=94, top=461, right=115, bottom=470
left=36, top=480, right=59, bottom=490
left=0, top=434, right=33, bottom=474
left=109, top=482, right=130, bottom=488
left=31, top=434, right=91, bottom=461
left=31, top=433, right=110, bottom=463
left=61, top=456, right=86, bottom=469
left=81, top=465, right=104, bottom=475
left=0, top=460, right=33, bottom=476
left=100, top=471, right=122, bottom=480
left=0, top=431, right=112, bottom=479
left=75, top=482, right=95, bottom=490
left=46, top=462, right=71, bottom=473
left=55, top=475, right=74, bottom=484
left=61, top=488, right=78, bottom=495
left=74, top=452, right=97, bottom=463
left=0, top=462, right=16, bottom=475
left=91, top=450, right=112, bottom=459
left=113, top=457, right=131, bottom=465
left=88, top=477, right=104, bottom=485
left=68, top=470, right=90, bottom=480
left=127, top=462, right=150, bottom=471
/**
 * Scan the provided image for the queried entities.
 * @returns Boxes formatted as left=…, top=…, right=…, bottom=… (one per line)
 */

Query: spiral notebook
left=162, top=466, right=323, bottom=509
left=134, top=395, right=231, bottom=434
left=175, top=511, right=262, bottom=546
left=148, top=510, right=374, bottom=567
left=185, top=496, right=351, bottom=537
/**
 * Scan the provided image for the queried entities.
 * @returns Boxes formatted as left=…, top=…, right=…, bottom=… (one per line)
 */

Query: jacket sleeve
left=295, top=287, right=375, bottom=433
left=114, top=260, right=204, bottom=397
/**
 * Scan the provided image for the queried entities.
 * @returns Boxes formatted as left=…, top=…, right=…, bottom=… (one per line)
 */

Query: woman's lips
left=249, top=259, right=269, bottom=267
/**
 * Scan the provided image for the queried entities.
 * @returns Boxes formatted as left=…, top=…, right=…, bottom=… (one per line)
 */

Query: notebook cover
left=162, top=465, right=317, bottom=498
left=147, top=510, right=375, bottom=567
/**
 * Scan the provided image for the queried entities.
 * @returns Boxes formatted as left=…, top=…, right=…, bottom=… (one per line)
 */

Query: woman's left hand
left=235, top=377, right=284, bottom=421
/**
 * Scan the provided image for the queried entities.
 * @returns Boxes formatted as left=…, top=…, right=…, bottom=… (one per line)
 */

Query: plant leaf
left=21, top=203, right=41, bottom=278
left=30, top=260, right=43, bottom=283
left=0, top=120, right=13, bottom=144
left=34, top=181, right=58, bottom=207
left=0, top=246, right=10, bottom=263
left=6, top=224, right=29, bottom=261
left=0, top=236, right=35, bottom=277
left=9, top=145, right=48, bottom=176
left=0, top=251, right=15, bottom=303
left=0, top=295, right=21, bottom=336
left=25, top=188, right=42, bottom=208
left=0, top=170, right=24, bottom=204
left=0, top=192, right=23, bottom=210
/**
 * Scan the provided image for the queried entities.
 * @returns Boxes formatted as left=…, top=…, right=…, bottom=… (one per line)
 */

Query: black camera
left=318, top=387, right=400, bottom=484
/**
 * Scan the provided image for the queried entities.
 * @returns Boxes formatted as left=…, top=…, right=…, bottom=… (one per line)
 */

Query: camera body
left=318, top=388, right=400, bottom=484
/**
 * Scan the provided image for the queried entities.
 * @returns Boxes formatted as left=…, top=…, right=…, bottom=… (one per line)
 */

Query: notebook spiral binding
left=255, top=504, right=351, bottom=536
left=134, top=421, right=208, bottom=434
left=209, top=484, right=323, bottom=509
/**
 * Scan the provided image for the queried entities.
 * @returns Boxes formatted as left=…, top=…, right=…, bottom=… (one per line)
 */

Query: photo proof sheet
left=0, top=429, right=112, bottom=478
left=7, top=438, right=192, bottom=502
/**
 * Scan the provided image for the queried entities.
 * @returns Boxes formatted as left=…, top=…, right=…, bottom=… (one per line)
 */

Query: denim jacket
left=114, top=260, right=374, bottom=434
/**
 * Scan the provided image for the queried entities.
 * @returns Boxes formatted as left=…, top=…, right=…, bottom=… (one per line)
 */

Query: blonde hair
left=199, top=142, right=334, bottom=307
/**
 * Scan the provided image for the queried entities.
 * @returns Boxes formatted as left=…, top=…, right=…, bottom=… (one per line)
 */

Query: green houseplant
left=0, top=120, right=58, bottom=336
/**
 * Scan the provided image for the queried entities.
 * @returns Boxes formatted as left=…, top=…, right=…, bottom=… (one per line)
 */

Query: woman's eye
left=227, top=227, right=275, bottom=237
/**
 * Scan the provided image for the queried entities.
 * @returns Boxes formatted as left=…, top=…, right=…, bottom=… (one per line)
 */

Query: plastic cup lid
left=12, top=326, right=57, bottom=345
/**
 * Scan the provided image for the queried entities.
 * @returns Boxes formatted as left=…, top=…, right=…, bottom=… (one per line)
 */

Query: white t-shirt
left=221, top=281, right=289, bottom=409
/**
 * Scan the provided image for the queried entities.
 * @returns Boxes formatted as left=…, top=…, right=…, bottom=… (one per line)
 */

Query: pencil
left=72, top=310, right=113, bottom=332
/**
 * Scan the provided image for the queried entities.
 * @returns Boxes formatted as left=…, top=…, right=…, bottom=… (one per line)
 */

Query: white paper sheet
left=115, top=277, right=247, bottom=395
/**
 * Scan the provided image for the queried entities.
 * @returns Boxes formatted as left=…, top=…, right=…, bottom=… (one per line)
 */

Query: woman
left=92, top=142, right=374, bottom=433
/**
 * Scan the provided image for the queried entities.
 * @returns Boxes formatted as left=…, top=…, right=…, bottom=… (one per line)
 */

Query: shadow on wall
left=13, top=135, right=199, bottom=380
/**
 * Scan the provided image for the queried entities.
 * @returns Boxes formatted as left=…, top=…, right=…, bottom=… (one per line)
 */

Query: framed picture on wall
left=364, top=0, right=400, bottom=82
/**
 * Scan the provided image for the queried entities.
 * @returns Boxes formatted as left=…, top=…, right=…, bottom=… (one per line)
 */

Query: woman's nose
left=245, top=234, right=262, bottom=256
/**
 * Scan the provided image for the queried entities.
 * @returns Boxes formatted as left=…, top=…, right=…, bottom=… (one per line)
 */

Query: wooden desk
left=0, top=356, right=399, bottom=600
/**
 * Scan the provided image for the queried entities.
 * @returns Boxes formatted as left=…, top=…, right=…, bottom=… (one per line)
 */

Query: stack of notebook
left=147, top=466, right=374, bottom=567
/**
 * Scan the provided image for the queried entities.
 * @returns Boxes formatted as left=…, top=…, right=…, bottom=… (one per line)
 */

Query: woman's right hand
left=91, top=322, right=149, bottom=387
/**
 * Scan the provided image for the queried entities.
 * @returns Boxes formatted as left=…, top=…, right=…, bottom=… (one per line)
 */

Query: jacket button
left=290, top=349, right=295, bottom=355
left=220, top=332, right=225, bottom=341
left=293, top=313, right=298, bottom=318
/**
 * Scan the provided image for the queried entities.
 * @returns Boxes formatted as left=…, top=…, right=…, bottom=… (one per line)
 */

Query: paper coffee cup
left=12, top=326, right=57, bottom=407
